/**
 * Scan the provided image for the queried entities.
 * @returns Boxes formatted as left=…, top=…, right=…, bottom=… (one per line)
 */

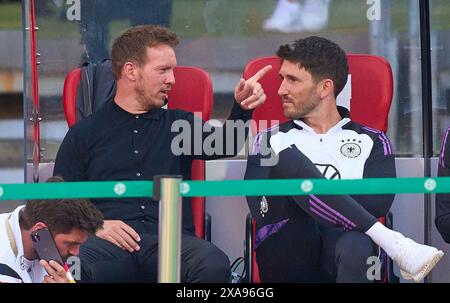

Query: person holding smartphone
left=0, top=177, right=103, bottom=283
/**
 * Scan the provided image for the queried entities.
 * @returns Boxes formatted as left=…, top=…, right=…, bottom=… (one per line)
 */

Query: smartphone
left=31, top=228, right=64, bottom=266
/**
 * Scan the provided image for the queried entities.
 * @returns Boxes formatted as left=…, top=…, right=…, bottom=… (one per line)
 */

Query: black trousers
left=251, top=147, right=380, bottom=282
left=319, top=224, right=378, bottom=283
left=79, top=221, right=230, bottom=283
left=256, top=219, right=378, bottom=283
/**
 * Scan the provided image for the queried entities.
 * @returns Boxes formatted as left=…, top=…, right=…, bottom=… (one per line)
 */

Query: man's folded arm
left=180, top=103, right=253, bottom=161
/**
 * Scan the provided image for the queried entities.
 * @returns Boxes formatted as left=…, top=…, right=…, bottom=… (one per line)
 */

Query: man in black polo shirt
left=53, top=25, right=270, bottom=282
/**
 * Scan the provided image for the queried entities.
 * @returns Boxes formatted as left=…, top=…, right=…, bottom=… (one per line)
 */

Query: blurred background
left=2, top=0, right=450, bottom=183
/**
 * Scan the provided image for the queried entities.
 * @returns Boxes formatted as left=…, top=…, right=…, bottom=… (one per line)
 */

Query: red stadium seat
left=244, top=55, right=393, bottom=134
left=62, top=65, right=213, bottom=240
left=242, top=55, right=394, bottom=283
left=167, top=66, right=213, bottom=240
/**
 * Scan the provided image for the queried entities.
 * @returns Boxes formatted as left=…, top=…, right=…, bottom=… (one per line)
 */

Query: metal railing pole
left=419, top=0, right=433, bottom=283
left=155, top=176, right=182, bottom=283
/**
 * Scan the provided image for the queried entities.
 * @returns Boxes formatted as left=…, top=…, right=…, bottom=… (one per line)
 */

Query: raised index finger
left=249, top=65, right=272, bottom=82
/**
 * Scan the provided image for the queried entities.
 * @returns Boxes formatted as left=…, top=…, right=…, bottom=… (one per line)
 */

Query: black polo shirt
left=54, top=101, right=252, bottom=234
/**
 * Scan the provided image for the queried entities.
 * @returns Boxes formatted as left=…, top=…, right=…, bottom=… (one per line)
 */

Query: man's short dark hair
left=111, top=25, right=179, bottom=80
left=276, top=36, right=349, bottom=97
left=20, top=176, right=104, bottom=235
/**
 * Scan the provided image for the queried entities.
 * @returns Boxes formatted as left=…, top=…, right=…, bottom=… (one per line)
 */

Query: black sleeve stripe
left=0, top=263, right=22, bottom=280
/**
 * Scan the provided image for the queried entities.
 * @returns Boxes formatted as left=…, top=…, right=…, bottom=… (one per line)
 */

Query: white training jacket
left=0, top=205, right=46, bottom=283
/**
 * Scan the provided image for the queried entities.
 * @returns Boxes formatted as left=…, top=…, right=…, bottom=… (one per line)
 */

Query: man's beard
left=135, top=85, right=152, bottom=110
left=283, top=97, right=320, bottom=119
left=134, top=80, right=163, bottom=111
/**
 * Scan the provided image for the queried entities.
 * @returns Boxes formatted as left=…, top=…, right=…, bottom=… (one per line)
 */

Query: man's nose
left=278, top=81, right=288, bottom=96
left=167, top=70, right=175, bottom=85
left=69, top=245, right=80, bottom=256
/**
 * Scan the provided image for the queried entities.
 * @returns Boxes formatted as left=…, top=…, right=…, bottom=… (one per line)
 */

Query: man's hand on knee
left=96, top=220, right=141, bottom=252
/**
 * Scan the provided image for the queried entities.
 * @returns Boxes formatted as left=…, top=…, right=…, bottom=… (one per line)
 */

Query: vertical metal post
left=22, top=0, right=41, bottom=183
left=419, top=0, right=433, bottom=283
left=155, top=176, right=182, bottom=283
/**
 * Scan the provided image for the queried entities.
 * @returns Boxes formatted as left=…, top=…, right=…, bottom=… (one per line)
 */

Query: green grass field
left=0, top=3, right=21, bottom=30
left=2, top=1, right=450, bottom=36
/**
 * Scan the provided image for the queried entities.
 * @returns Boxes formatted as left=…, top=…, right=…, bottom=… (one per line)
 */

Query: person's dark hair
left=276, top=36, right=349, bottom=97
left=20, top=176, right=104, bottom=235
left=111, top=25, right=179, bottom=80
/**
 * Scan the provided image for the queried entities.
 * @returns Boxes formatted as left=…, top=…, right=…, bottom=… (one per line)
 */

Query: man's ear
left=123, top=61, right=138, bottom=82
left=31, top=222, right=47, bottom=233
left=319, top=79, right=334, bottom=99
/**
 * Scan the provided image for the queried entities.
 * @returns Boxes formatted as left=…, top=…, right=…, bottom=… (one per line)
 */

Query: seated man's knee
left=197, top=243, right=231, bottom=282
left=334, top=232, right=378, bottom=282
left=335, top=232, right=376, bottom=262
left=182, top=239, right=230, bottom=283
left=78, top=236, right=137, bottom=282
